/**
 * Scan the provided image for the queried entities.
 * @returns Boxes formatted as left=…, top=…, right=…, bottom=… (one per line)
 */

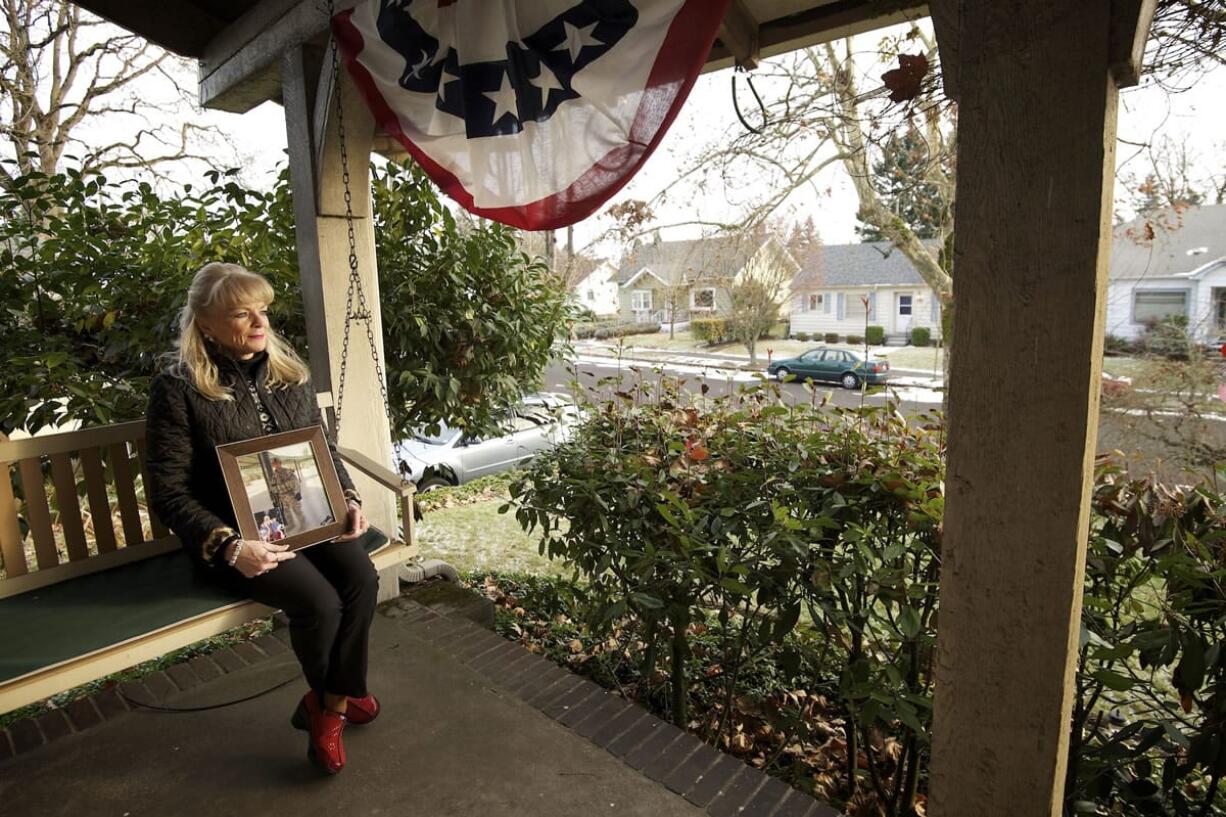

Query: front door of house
left=896, top=293, right=914, bottom=334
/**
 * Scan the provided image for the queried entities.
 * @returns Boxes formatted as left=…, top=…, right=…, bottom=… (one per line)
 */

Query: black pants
left=213, top=540, right=379, bottom=697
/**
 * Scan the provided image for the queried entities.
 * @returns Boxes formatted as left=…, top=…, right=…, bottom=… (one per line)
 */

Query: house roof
left=795, top=240, right=942, bottom=289
left=1110, top=204, right=1226, bottom=280
left=563, top=257, right=609, bottom=288
left=616, top=235, right=763, bottom=287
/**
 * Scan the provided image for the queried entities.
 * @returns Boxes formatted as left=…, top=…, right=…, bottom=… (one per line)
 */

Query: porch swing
left=0, top=21, right=416, bottom=717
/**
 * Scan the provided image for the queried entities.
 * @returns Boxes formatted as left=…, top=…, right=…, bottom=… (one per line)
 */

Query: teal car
left=767, top=347, right=890, bottom=389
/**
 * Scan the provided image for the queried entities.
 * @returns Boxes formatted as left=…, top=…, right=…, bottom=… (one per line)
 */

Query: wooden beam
left=929, top=0, right=960, bottom=99
left=281, top=46, right=396, bottom=548
left=705, top=0, right=928, bottom=72
left=73, top=0, right=226, bottom=58
left=201, top=0, right=931, bottom=110
left=199, top=0, right=359, bottom=112
left=282, top=45, right=333, bottom=391
left=1110, top=0, right=1158, bottom=87
left=926, top=1, right=1136, bottom=815
left=718, top=0, right=761, bottom=70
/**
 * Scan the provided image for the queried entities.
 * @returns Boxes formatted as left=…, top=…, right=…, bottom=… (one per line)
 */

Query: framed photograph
left=216, top=425, right=347, bottom=552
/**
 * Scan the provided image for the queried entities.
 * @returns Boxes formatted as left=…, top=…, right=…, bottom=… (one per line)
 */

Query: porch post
left=282, top=45, right=400, bottom=599
left=927, top=2, right=1149, bottom=815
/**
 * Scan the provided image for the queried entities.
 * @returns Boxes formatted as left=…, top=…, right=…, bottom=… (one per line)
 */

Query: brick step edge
left=411, top=606, right=841, bottom=817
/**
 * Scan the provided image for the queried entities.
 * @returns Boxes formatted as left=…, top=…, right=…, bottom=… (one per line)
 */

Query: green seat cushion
left=0, top=528, right=388, bottom=686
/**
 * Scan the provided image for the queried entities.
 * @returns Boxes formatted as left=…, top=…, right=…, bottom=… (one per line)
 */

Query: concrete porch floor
left=0, top=598, right=830, bottom=817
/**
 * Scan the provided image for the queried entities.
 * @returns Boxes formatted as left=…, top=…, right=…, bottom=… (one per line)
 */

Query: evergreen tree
left=855, top=127, right=947, bottom=243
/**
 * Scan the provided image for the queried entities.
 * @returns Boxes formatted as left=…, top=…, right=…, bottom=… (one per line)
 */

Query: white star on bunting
left=438, top=61, right=460, bottom=104
left=484, top=71, right=519, bottom=124
left=554, top=21, right=602, bottom=62
left=529, top=61, right=564, bottom=106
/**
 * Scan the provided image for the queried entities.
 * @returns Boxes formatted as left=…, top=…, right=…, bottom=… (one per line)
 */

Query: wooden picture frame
left=216, top=425, right=347, bottom=552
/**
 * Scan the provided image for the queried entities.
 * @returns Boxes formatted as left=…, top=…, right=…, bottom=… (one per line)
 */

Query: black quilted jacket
left=145, top=346, right=359, bottom=569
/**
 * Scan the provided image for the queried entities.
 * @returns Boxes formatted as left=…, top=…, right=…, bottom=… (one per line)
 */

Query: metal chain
left=327, top=0, right=394, bottom=444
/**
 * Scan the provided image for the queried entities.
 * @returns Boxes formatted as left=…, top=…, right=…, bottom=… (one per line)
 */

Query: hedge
left=574, top=320, right=662, bottom=340
left=793, top=331, right=811, bottom=342
left=847, top=334, right=864, bottom=345
left=866, top=325, right=885, bottom=345
left=911, top=326, right=932, bottom=347
left=691, top=317, right=730, bottom=343
left=824, top=332, right=840, bottom=343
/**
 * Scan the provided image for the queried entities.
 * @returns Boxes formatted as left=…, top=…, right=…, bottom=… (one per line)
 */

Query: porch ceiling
left=72, top=0, right=929, bottom=112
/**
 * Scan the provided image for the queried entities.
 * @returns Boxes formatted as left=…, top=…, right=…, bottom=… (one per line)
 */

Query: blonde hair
left=170, top=262, right=310, bottom=401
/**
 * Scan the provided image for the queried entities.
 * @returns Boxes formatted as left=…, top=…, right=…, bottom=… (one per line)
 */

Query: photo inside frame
left=236, top=441, right=335, bottom=543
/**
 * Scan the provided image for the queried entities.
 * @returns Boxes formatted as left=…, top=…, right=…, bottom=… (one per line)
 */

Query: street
left=542, top=353, right=1226, bottom=482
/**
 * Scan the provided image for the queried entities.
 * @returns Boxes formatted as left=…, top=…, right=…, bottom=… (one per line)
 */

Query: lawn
left=415, top=498, right=569, bottom=577
left=1101, top=356, right=1154, bottom=379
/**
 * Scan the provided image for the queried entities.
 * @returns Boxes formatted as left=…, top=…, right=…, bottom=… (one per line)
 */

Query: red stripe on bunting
left=333, top=0, right=731, bottom=230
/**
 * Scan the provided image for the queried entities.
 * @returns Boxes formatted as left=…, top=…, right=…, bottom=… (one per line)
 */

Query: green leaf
left=898, top=604, right=921, bottom=639
left=1090, top=670, right=1136, bottom=692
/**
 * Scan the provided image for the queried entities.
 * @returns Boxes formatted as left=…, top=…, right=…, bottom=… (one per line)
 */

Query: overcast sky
left=71, top=19, right=1226, bottom=262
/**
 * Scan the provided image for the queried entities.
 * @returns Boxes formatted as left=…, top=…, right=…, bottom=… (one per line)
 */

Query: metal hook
left=731, top=64, right=767, bottom=135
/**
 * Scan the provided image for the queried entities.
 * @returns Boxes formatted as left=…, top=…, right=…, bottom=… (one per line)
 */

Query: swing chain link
left=327, top=0, right=394, bottom=447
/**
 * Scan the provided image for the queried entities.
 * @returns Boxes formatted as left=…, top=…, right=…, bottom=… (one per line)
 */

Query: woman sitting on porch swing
left=145, top=261, right=376, bottom=775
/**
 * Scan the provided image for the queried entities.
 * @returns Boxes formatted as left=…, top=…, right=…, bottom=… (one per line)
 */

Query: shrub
left=509, top=383, right=943, bottom=812
left=507, top=377, right=1226, bottom=817
left=0, top=161, right=571, bottom=441
left=846, top=334, right=864, bottom=345
left=691, top=317, right=729, bottom=343
left=866, top=325, right=885, bottom=345
left=1066, top=459, right=1226, bottom=815
left=793, top=331, right=811, bottom=342
left=824, top=332, right=840, bottom=343
left=758, top=320, right=789, bottom=340
left=911, top=326, right=932, bottom=347
left=574, top=320, right=661, bottom=340
left=1139, top=315, right=1192, bottom=359
left=1103, top=332, right=1137, bottom=355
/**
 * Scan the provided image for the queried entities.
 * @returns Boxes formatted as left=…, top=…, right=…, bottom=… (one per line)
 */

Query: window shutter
left=868, top=292, right=877, bottom=320
left=931, top=293, right=939, bottom=323
left=795, top=294, right=805, bottom=313
left=837, top=293, right=845, bottom=320
left=825, top=293, right=832, bottom=314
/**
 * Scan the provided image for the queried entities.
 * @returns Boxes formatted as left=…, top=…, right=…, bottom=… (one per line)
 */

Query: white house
left=1105, top=205, right=1226, bottom=345
left=571, top=260, right=619, bottom=317
left=789, top=241, right=943, bottom=342
left=615, top=234, right=799, bottom=324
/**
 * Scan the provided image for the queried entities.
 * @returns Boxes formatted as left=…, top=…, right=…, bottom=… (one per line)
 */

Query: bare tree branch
left=0, top=0, right=236, bottom=179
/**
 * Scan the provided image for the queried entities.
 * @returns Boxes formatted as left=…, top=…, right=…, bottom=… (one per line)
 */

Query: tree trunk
left=669, top=612, right=689, bottom=728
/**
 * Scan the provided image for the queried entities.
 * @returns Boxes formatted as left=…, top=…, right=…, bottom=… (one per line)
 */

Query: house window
left=846, top=295, right=868, bottom=319
left=692, top=288, right=715, bottom=309
left=631, top=290, right=653, bottom=311
left=898, top=294, right=913, bottom=315
left=807, top=293, right=824, bottom=311
left=1133, top=290, right=1188, bottom=323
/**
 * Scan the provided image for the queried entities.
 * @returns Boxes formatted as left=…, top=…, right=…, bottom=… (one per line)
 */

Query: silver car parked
left=394, top=392, right=583, bottom=491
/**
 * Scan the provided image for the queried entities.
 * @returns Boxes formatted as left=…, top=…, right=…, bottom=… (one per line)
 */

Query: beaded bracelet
left=226, top=538, right=245, bottom=568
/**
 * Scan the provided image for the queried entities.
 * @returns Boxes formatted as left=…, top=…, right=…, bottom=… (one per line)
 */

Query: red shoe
left=291, top=693, right=380, bottom=728
left=346, top=695, right=380, bottom=726
left=291, top=691, right=346, bottom=774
